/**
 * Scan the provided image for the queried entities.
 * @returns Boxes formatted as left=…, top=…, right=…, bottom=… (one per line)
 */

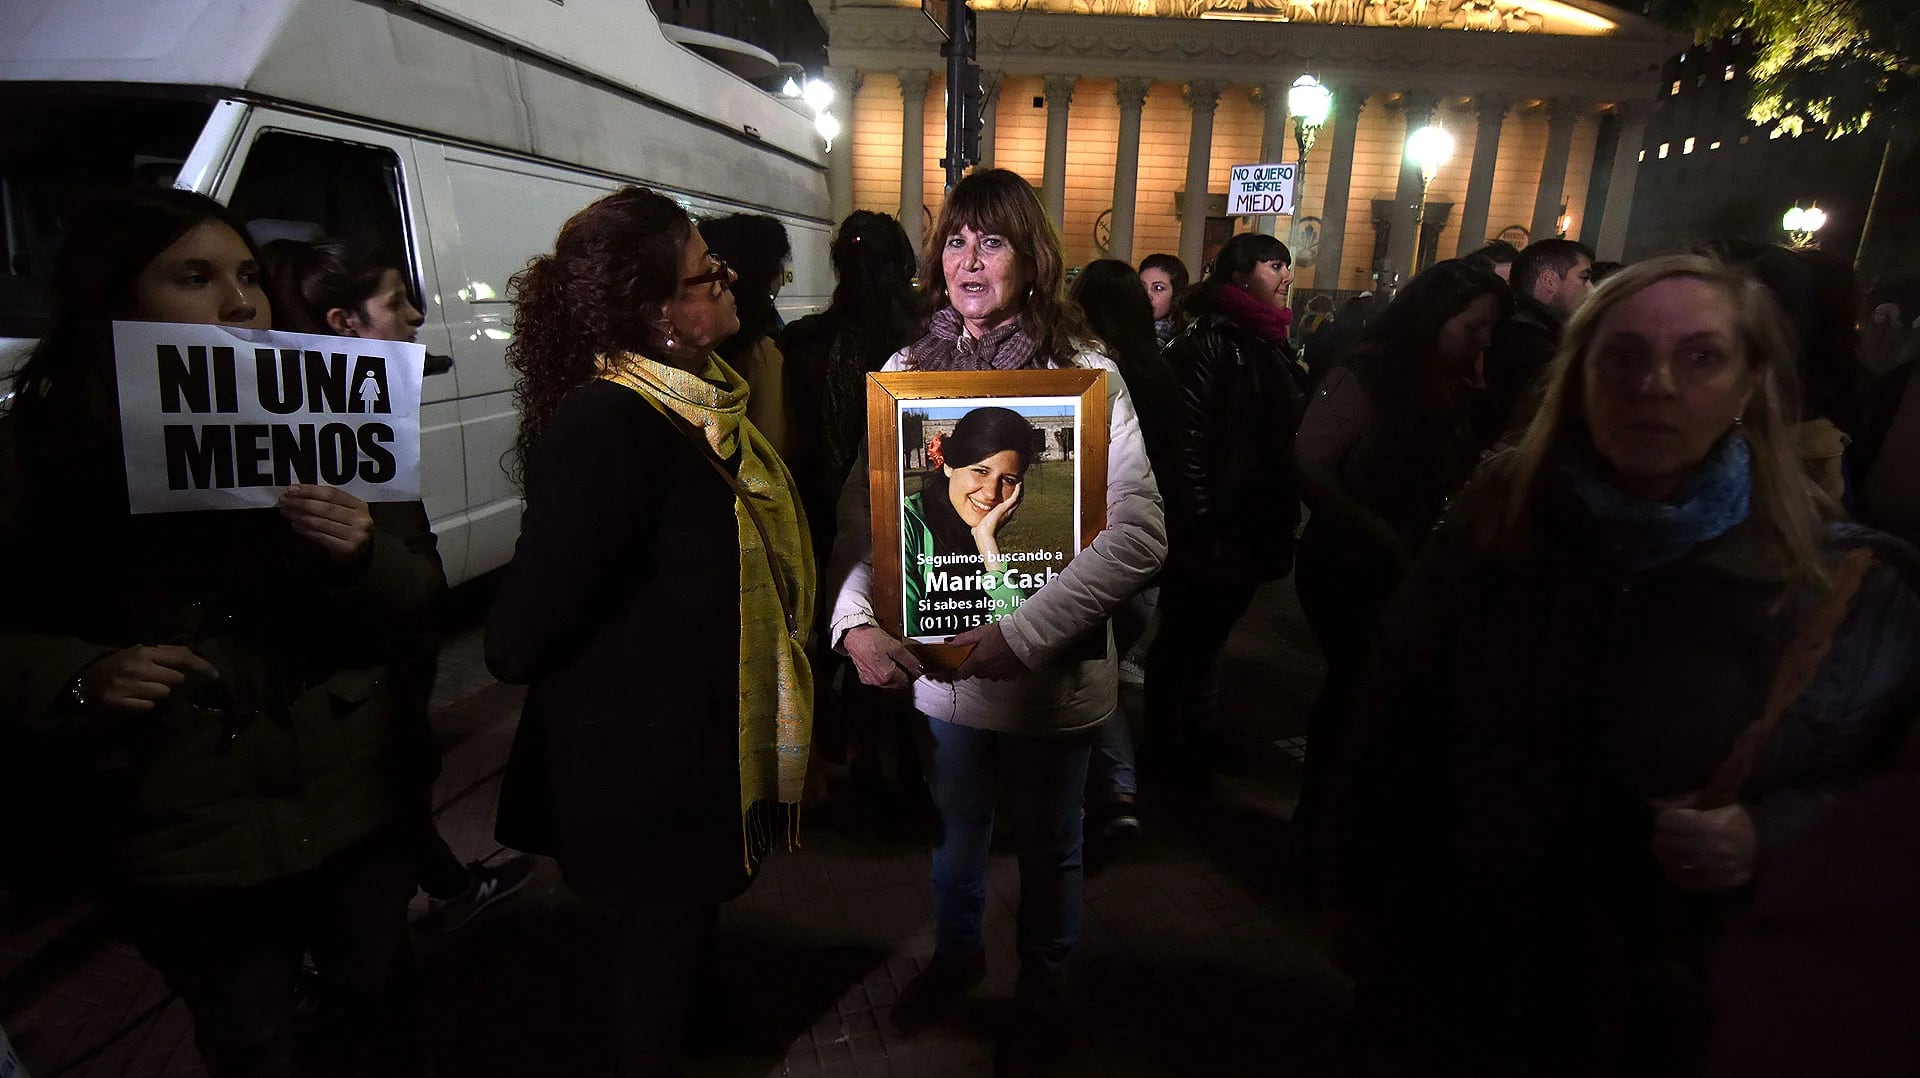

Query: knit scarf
left=1564, top=432, right=1753, bottom=570
left=908, top=305, right=1046, bottom=371
left=1214, top=282, right=1294, bottom=344
left=598, top=352, right=816, bottom=866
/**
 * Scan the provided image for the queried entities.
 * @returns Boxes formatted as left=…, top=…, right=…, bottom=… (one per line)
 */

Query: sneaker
left=1095, top=795, right=1141, bottom=840
left=890, top=950, right=987, bottom=1034
left=434, top=853, right=535, bottom=930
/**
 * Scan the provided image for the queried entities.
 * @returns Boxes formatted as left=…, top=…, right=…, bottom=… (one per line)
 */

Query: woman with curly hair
left=484, top=186, right=815, bottom=1075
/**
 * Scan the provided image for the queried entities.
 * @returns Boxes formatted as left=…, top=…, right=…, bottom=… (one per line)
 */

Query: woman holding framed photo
left=827, top=169, right=1166, bottom=1038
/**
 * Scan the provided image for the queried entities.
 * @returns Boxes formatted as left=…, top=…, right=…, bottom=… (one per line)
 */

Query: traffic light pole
left=939, top=0, right=981, bottom=190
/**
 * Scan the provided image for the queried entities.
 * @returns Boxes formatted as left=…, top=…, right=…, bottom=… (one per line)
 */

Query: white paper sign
left=1228, top=162, right=1298, bottom=217
left=112, top=321, right=424, bottom=515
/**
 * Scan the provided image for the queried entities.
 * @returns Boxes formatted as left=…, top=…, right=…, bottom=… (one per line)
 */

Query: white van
left=0, top=0, right=832, bottom=585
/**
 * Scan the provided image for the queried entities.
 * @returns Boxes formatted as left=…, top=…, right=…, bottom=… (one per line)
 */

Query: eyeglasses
left=681, top=255, right=734, bottom=290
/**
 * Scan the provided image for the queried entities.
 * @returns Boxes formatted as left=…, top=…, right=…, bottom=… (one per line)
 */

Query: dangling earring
left=661, top=326, right=679, bottom=354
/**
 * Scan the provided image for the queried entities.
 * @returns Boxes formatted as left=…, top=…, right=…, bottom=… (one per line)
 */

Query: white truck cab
left=0, top=0, right=832, bottom=584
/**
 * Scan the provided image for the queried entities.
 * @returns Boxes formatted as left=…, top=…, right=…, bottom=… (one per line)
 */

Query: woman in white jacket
left=828, top=170, right=1167, bottom=1034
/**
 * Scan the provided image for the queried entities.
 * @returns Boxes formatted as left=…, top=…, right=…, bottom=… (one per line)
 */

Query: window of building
left=1671, top=80, right=1682, bottom=96
left=1683, top=137, right=1696, bottom=154
left=1638, top=149, right=1646, bottom=163
left=1770, top=128, right=1785, bottom=140
left=1739, top=135, right=1751, bottom=145
left=1724, top=65, right=1737, bottom=81
left=1710, top=140, right=1722, bottom=150
left=1658, top=142, right=1671, bottom=159
left=1696, top=74, right=1708, bottom=88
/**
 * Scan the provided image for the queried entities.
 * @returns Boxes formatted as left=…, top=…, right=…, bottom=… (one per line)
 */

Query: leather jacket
left=1162, top=307, right=1308, bottom=575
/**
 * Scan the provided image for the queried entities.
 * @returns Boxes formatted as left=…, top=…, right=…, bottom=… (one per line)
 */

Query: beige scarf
left=599, top=352, right=814, bottom=866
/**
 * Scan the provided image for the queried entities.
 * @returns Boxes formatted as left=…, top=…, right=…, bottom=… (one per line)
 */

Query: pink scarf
left=1213, top=283, right=1294, bottom=345
left=907, top=306, right=1045, bottom=372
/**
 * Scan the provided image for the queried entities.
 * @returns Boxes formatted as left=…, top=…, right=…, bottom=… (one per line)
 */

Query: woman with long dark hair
left=1146, top=232, right=1306, bottom=784
left=904, top=406, right=1037, bottom=636
left=1138, top=252, right=1189, bottom=347
left=262, top=237, right=535, bottom=928
left=828, top=169, right=1165, bottom=1036
left=1292, top=258, right=1509, bottom=839
left=780, top=210, right=922, bottom=562
left=486, top=186, right=814, bottom=1075
left=1070, top=258, right=1180, bottom=834
left=0, top=188, right=441, bottom=1076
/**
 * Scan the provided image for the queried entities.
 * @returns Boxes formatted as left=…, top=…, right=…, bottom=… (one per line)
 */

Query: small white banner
left=112, top=321, right=424, bottom=515
left=1227, top=162, right=1298, bottom=217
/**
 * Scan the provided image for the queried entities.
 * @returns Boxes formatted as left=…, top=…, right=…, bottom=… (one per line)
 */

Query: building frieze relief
left=825, top=8, right=1673, bottom=96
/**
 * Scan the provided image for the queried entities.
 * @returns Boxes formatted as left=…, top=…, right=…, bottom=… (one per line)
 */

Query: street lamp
left=1405, top=123, right=1455, bottom=273
left=1782, top=204, right=1827, bottom=249
left=1287, top=75, right=1332, bottom=252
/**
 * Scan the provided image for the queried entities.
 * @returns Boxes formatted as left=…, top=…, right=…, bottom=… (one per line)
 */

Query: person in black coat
left=1145, top=232, right=1307, bottom=783
left=1484, top=238, right=1593, bottom=433
left=486, top=186, right=815, bottom=1077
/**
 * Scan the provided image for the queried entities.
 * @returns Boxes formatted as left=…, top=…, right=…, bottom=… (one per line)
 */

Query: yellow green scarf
left=599, top=352, right=814, bottom=866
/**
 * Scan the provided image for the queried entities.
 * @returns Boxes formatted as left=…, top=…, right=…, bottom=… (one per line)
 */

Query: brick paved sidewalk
left=1, top=582, right=1348, bottom=1076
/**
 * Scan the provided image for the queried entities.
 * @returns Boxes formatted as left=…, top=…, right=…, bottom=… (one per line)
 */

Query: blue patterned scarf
left=1564, top=433, right=1753, bottom=570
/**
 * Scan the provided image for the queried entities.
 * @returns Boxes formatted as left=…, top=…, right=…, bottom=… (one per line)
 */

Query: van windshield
left=0, top=86, right=215, bottom=338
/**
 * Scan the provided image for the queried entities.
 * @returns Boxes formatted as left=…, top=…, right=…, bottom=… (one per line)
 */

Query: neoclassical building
left=816, top=0, right=1681, bottom=293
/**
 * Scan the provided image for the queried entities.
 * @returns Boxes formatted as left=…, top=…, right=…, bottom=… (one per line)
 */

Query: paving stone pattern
left=0, top=582, right=1350, bottom=1077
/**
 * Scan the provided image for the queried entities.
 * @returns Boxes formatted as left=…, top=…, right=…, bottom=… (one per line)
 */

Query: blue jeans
left=917, top=714, right=1093, bottom=1002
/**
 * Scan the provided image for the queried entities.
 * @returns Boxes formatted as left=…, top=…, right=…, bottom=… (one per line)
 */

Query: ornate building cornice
left=824, top=8, right=1679, bottom=101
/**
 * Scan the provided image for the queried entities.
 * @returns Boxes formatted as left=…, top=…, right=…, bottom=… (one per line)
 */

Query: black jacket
left=1328, top=467, right=1920, bottom=1074
left=1484, top=291, right=1563, bottom=434
left=488, top=381, right=750, bottom=909
left=0, top=420, right=443, bottom=893
left=1162, top=306, right=1308, bottom=577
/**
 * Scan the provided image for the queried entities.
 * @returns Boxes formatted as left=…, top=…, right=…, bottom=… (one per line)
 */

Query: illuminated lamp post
left=1405, top=122, right=1455, bottom=273
left=1286, top=74, right=1332, bottom=251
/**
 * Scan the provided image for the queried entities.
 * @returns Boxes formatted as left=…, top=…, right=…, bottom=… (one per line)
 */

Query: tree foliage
left=1647, top=0, right=1918, bottom=137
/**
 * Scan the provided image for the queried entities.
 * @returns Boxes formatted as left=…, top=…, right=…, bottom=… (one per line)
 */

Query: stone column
left=897, top=69, right=932, bottom=257
left=824, top=67, right=862, bottom=226
left=977, top=70, right=1004, bottom=169
left=1180, top=79, right=1225, bottom=275
left=1530, top=96, right=1585, bottom=240
left=1385, top=90, right=1440, bottom=291
left=1109, top=77, right=1152, bottom=263
left=1041, top=75, right=1077, bottom=228
left=1454, top=92, right=1512, bottom=257
left=1257, top=81, right=1292, bottom=237
left=1594, top=102, right=1650, bottom=261
left=1314, top=86, right=1367, bottom=294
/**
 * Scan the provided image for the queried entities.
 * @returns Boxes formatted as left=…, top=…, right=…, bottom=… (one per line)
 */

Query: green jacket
left=0, top=422, right=444, bottom=892
left=902, top=489, right=1028, bottom=638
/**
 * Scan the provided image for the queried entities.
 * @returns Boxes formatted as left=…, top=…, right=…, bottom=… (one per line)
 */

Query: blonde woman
left=1324, top=255, right=1920, bottom=1076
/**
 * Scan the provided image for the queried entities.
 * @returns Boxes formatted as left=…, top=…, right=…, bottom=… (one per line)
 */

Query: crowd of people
left=4, top=171, right=1919, bottom=1078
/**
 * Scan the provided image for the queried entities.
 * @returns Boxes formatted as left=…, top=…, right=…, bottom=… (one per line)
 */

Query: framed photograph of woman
left=866, top=369, right=1109, bottom=671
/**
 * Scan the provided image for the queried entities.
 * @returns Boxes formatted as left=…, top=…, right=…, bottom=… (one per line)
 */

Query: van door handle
left=424, top=353, right=454, bottom=376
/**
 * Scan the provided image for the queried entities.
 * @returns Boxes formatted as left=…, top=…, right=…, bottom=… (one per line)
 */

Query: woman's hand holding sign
left=81, top=646, right=221, bottom=714
left=949, top=622, right=1028, bottom=681
left=278, top=484, right=374, bottom=565
left=845, top=625, right=925, bottom=689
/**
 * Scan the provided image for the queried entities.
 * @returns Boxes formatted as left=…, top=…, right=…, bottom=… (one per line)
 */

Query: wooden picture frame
left=866, top=369, right=1109, bottom=674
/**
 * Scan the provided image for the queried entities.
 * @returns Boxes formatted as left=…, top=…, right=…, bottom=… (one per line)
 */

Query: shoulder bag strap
left=1686, top=546, right=1877, bottom=809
